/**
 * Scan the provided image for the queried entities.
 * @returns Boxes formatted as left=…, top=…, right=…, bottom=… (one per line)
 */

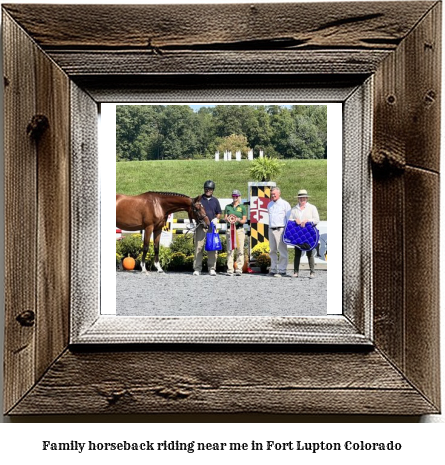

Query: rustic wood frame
left=2, top=2, right=441, bottom=415
left=72, top=86, right=371, bottom=345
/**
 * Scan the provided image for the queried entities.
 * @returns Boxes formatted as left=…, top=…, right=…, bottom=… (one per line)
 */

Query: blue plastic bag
left=205, top=223, right=222, bottom=251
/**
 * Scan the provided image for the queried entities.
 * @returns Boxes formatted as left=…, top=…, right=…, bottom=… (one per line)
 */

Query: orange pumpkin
left=234, top=260, right=249, bottom=273
left=122, top=256, right=136, bottom=271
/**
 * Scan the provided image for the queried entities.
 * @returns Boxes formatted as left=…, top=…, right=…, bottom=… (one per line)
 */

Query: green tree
left=158, top=106, right=199, bottom=159
left=292, top=105, right=327, bottom=158
left=269, top=107, right=295, bottom=158
left=216, top=134, right=250, bottom=157
left=248, top=106, right=274, bottom=154
left=116, top=104, right=328, bottom=161
left=195, top=107, right=217, bottom=158
left=212, top=105, right=246, bottom=138
left=116, top=105, right=162, bottom=161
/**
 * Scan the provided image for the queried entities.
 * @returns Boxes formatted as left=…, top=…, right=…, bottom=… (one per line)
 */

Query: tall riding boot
left=308, top=249, right=315, bottom=278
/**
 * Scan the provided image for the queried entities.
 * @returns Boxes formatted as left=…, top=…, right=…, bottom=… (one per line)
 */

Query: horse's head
left=191, top=195, right=210, bottom=227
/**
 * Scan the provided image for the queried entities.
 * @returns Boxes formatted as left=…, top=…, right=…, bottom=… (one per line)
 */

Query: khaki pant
left=269, top=227, right=288, bottom=273
left=226, top=227, right=245, bottom=273
left=193, top=225, right=217, bottom=272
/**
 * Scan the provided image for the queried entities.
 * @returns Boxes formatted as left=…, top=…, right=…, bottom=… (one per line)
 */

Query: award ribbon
left=227, top=214, right=238, bottom=251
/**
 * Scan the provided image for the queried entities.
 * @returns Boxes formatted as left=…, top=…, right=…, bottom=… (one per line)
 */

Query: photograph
left=1, top=0, right=442, bottom=424
left=110, top=103, right=338, bottom=318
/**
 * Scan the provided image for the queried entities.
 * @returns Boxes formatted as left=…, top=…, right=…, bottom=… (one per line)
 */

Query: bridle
left=191, top=199, right=209, bottom=228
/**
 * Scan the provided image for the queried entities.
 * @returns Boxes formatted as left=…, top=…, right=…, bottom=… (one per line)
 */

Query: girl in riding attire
left=224, top=189, right=247, bottom=276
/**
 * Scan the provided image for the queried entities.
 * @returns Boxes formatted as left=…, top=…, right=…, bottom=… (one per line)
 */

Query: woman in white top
left=288, top=189, right=320, bottom=279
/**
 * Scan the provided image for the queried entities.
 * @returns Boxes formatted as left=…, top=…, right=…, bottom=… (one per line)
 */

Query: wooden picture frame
left=2, top=2, right=441, bottom=415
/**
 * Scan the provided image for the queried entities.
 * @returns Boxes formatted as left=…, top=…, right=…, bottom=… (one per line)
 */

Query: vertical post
left=248, top=149, right=253, bottom=160
left=236, top=150, right=241, bottom=161
left=215, top=151, right=219, bottom=161
left=248, top=181, right=276, bottom=261
left=259, top=150, right=264, bottom=158
left=161, top=213, right=173, bottom=247
left=228, top=151, right=232, bottom=161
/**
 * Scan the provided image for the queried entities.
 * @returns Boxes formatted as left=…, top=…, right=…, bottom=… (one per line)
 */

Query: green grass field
left=116, top=159, right=327, bottom=220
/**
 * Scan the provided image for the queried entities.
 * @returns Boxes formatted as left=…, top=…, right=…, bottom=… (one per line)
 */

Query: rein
left=176, top=199, right=208, bottom=237
left=191, top=199, right=209, bottom=227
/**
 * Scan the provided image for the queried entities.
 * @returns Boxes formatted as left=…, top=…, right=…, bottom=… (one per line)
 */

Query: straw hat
left=297, top=189, right=310, bottom=198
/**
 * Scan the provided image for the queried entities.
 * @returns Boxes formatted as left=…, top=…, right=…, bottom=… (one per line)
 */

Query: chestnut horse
left=116, top=191, right=210, bottom=273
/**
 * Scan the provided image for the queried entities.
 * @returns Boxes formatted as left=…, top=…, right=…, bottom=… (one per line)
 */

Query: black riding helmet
left=204, top=180, right=216, bottom=190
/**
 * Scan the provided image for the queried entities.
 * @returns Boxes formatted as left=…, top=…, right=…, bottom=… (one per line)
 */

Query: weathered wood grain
left=2, top=2, right=441, bottom=416
left=372, top=18, right=409, bottom=369
left=404, top=2, right=441, bottom=172
left=371, top=2, right=441, bottom=412
left=404, top=167, right=441, bottom=408
left=74, top=316, right=370, bottom=346
left=402, top=2, right=441, bottom=409
left=343, top=80, right=372, bottom=335
left=35, top=39, right=71, bottom=381
left=2, top=2, right=435, bottom=50
left=3, top=11, right=72, bottom=413
left=3, top=13, right=38, bottom=414
left=372, top=174, right=405, bottom=366
left=76, top=75, right=364, bottom=104
left=70, top=83, right=99, bottom=339
left=8, top=349, right=438, bottom=415
left=47, top=50, right=390, bottom=76
left=2, top=2, right=433, bottom=82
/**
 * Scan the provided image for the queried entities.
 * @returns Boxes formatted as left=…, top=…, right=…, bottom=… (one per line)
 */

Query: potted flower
left=256, top=253, right=271, bottom=273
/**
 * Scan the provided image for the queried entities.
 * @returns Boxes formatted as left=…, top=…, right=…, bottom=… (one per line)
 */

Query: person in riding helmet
left=193, top=180, right=222, bottom=276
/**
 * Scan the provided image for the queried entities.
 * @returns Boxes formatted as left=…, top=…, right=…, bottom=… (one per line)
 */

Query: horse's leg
left=152, top=228, right=164, bottom=273
left=141, top=226, right=153, bottom=274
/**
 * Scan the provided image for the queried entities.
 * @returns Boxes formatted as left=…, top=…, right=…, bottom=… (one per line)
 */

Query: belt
left=271, top=226, right=284, bottom=230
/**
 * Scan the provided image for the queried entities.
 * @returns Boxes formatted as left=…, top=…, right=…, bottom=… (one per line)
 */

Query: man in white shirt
left=267, top=187, right=291, bottom=277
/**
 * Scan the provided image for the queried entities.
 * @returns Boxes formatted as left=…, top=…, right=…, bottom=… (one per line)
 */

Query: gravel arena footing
left=116, top=270, right=327, bottom=317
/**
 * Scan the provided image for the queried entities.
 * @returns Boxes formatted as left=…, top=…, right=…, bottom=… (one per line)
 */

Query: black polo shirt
left=201, top=195, right=222, bottom=221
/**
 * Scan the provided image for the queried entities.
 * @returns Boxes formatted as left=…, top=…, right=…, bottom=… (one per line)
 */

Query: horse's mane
left=147, top=191, right=191, bottom=199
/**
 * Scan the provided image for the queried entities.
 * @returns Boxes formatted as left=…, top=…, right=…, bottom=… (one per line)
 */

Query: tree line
left=116, top=105, right=327, bottom=161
